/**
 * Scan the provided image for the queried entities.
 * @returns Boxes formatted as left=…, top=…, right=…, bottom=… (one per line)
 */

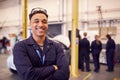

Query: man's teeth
left=36, top=27, right=44, bottom=30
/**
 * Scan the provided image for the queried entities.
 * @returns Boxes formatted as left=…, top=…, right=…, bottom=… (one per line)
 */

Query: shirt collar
left=26, top=35, right=53, bottom=46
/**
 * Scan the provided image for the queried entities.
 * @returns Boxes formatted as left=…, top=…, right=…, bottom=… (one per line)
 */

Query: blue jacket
left=80, top=38, right=90, bottom=54
left=106, top=38, right=115, bottom=54
left=91, top=40, right=102, bottom=54
left=13, top=36, right=70, bottom=80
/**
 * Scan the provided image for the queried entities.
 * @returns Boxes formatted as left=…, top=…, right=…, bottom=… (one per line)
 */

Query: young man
left=13, top=7, right=70, bottom=80
left=91, top=35, right=102, bottom=72
left=106, top=34, right=116, bottom=72
left=79, top=32, right=91, bottom=72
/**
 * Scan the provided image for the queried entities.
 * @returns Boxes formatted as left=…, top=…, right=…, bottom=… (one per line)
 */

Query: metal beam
left=22, top=0, right=28, bottom=39
left=71, top=0, right=80, bottom=77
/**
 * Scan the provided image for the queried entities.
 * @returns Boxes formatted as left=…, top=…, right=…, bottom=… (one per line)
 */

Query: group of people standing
left=78, top=32, right=116, bottom=73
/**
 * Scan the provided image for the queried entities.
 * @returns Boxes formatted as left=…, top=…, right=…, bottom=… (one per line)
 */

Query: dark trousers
left=92, top=53, right=100, bottom=71
left=80, top=53, right=90, bottom=71
left=106, top=52, right=114, bottom=71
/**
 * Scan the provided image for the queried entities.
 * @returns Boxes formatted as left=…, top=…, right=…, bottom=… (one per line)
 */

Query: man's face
left=95, top=35, right=99, bottom=40
left=30, top=13, right=48, bottom=37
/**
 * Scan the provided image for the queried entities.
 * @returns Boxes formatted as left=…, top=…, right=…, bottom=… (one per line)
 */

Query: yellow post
left=22, top=0, right=28, bottom=39
left=71, top=0, right=80, bottom=77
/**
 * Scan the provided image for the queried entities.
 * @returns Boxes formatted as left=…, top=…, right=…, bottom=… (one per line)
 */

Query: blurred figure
left=106, top=34, right=116, bottom=72
left=0, top=39, right=2, bottom=53
left=91, top=35, right=102, bottom=72
left=2, top=36, right=7, bottom=50
left=0, top=36, right=9, bottom=53
left=79, top=32, right=91, bottom=72
left=78, top=34, right=82, bottom=69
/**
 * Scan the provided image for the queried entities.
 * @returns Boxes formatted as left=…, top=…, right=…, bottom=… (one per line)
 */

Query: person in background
left=106, top=34, right=116, bottom=72
left=0, top=39, right=2, bottom=53
left=78, top=34, right=82, bottom=69
left=0, top=36, right=9, bottom=53
left=2, top=36, right=7, bottom=50
left=91, top=35, right=102, bottom=72
left=13, top=7, right=70, bottom=80
left=79, top=32, right=91, bottom=72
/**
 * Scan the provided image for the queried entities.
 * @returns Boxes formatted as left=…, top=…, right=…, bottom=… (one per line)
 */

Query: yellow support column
left=71, top=0, right=80, bottom=77
left=22, top=0, right=28, bottom=39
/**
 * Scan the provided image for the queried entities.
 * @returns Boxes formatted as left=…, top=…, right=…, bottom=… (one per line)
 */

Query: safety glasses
left=30, top=7, right=47, bottom=14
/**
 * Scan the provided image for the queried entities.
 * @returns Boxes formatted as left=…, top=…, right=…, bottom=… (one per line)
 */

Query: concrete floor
left=0, top=53, right=19, bottom=80
left=70, top=64, right=120, bottom=80
left=0, top=53, right=120, bottom=80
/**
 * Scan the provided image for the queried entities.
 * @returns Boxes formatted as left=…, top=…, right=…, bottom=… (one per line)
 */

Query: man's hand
left=53, top=65, right=58, bottom=70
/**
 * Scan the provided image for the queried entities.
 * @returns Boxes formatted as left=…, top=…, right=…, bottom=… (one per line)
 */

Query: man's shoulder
left=14, top=38, right=28, bottom=46
left=92, top=40, right=96, bottom=43
left=81, top=38, right=89, bottom=42
left=47, top=38, right=61, bottom=46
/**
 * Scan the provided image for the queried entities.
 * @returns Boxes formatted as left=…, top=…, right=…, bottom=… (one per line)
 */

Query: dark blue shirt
left=91, top=40, right=102, bottom=54
left=80, top=38, right=90, bottom=54
left=106, top=38, right=115, bottom=53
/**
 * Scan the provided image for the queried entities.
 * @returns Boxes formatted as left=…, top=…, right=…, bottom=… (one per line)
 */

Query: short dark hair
left=83, top=32, right=87, bottom=37
left=106, top=34, right=111, bottom=39
left=29, top=7, right=48, bottom=20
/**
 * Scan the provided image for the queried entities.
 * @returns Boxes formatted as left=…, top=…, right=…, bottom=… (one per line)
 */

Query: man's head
left=83, top=32, right=87, bottom=37
left=29, top=7, right=48, bottom=38
left=106, top=34, right=111, bottom=39
left=29, top=7, right=48, bottom=20
left=95, top=35, right=99, bottom=41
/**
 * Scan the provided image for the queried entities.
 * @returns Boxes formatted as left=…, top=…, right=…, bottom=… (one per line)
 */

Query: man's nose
left=38, top=21, right=44, bottom=26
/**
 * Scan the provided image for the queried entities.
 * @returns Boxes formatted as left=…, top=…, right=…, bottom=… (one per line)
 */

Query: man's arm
left=53, top=43, right=70, bottom=80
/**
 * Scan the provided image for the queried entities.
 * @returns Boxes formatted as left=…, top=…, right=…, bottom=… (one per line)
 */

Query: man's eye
left=34, top=20, right=39, bottom=23
left=42, top=20, right=47, bottom=24
left=32, top=19, right=47, bottom=24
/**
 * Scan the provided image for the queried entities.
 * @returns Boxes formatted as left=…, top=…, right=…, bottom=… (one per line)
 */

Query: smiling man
left=13, top=7, right=70, bottom=80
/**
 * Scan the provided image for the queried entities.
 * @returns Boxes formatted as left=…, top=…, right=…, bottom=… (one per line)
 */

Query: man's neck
left=33, top=35, right=46, bottom=46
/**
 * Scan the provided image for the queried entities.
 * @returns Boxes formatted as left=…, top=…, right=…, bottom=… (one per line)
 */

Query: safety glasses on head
left=29, top=7, right=48, bottom=20
left=31, top=7, right=47, bottom=14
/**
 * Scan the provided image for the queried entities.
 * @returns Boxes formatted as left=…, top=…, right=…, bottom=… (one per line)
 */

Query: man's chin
left=37, top=34, right=45, bottom=38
